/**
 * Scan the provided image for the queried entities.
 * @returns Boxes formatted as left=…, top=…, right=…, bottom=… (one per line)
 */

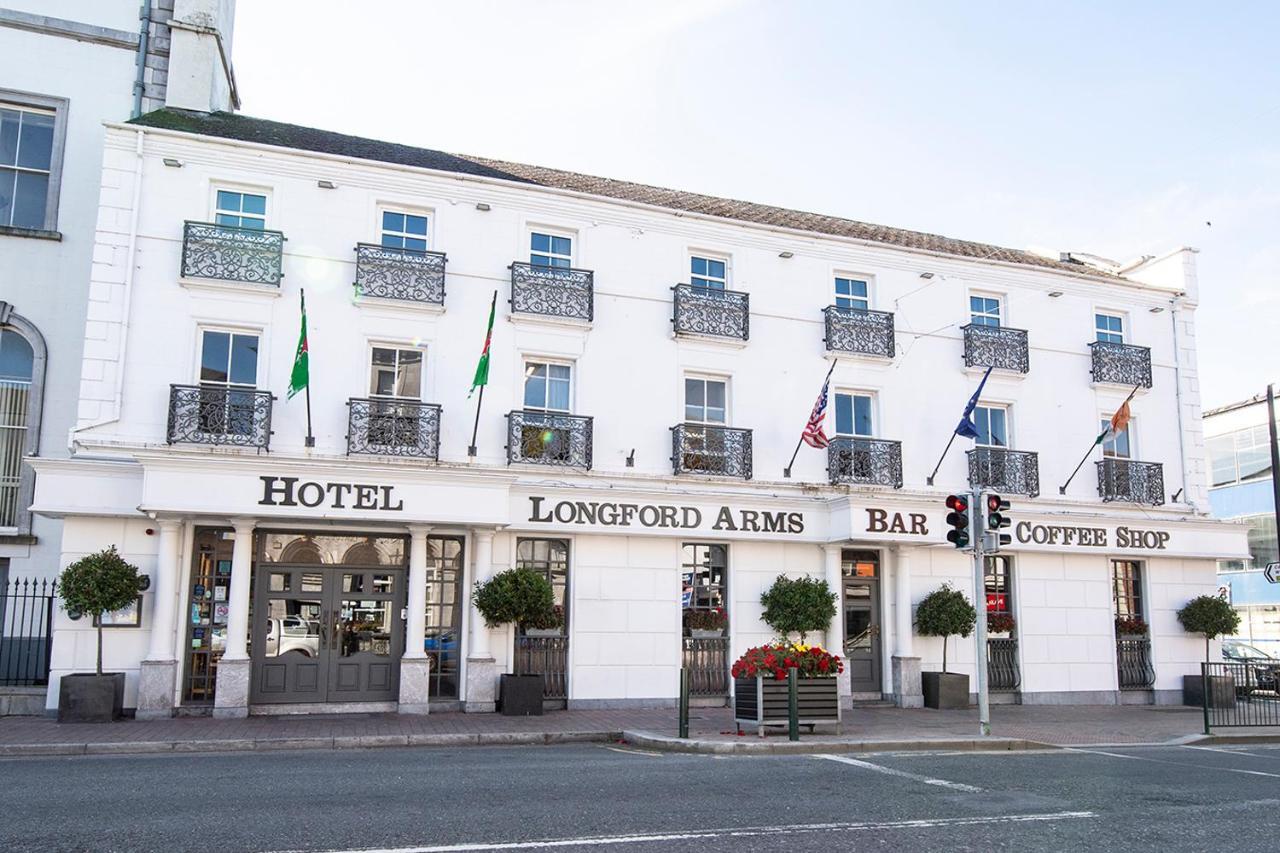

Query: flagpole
left=301, top=289, right=314, bottom=447
left=468, top=290, right=498, bottom=458
left=468, top=383, right=484, bottom=458
left=784, top=360, right=836, bottom=478
left=1058, top=383, right=1142, bottom=494
left=925, top=433, right=959, bottom=486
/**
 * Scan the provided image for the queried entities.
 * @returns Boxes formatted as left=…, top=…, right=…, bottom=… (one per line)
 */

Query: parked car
left=265, top=615, right=321, bottom=657
left=1222, top=640, right=1280, bottom=693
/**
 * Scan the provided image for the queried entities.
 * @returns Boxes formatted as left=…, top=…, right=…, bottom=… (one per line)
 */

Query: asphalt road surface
left=3, top=741, right=1280, bottom=852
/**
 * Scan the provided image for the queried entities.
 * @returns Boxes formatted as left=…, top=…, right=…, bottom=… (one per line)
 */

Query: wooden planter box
left=734, top=676, right=840, bottom=735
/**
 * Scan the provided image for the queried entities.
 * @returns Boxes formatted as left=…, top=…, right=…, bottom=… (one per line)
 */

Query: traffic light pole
left=970, top=487, right=991, bottom=737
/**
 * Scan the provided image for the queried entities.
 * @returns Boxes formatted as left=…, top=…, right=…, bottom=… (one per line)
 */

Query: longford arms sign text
left=528, top=496, right=805, bottom=533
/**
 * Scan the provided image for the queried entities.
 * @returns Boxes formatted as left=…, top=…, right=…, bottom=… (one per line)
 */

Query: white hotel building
left=32, top=108, right=1246, bottom=717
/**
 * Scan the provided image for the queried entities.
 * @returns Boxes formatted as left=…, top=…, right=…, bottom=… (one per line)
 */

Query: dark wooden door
left=843, top=581, right=882, bottom=694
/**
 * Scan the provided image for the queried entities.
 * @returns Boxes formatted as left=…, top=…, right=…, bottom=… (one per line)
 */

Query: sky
left=231, top=1, right=1279, bottom=408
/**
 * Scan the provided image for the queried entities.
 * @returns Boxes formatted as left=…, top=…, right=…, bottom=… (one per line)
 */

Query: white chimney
left=164, top=0, right=239, bottom=113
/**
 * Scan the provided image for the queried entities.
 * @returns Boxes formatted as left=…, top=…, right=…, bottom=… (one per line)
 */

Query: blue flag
left=955, top=366, right=994, bottom=439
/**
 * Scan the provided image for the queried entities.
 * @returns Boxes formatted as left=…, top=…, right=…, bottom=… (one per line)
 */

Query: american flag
left=801, top=365, right=835, bottom=448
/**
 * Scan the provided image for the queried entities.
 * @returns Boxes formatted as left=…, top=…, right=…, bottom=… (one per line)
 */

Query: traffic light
left=945, top=494, right=971, bottom=549
left=985, top=494, right=1012, bottom=550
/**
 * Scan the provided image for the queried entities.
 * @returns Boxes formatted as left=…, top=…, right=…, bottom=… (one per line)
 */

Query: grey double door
left=250, top=565, right=405, bottom=705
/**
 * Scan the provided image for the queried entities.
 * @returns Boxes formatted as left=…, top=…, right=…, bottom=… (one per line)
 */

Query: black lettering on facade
left=866, top=508, right=888, bottom=533
left=528, top=496, right=553, bottom=523
left=639, top=505, right=660, bottom=527
left=909, top=513, right=928, bottom=536
left=712, top=506, right=737, bottom=531
left=297, top=481, right=326, bottom=508
left=353, top=485, right=379, bottom=510
left=325, top=482, right=352, bottom=508
left=760, top=511, right=785, bottom=533
left=659, top=506, right=678, bottom=528
left=787, top=512, right=804, bottom=534
left=259, top=476, right=299, bottom=507
left=575, top=502, right=597, bottom=525
left=740, top=510, right=761, bottom=532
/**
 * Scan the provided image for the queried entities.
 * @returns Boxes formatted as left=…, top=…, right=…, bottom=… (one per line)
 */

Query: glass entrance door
left=842, top=550, right=882, bottom=694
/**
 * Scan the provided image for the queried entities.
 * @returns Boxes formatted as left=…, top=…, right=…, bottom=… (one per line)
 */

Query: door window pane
left=834, top=393, right=873, bottom=437
left=1096, top=313, right=1124, bottom=344
left=970, top=295, right=1001, bottom=327
left=530, top=232, right=572, bottom=268
left=214, top=190, right=267, bottom=229
left=691, top=256, right=727, bottom=290
left=381, top=211, right=429, bottom=251
left=834, top=277, right=869, bottom=310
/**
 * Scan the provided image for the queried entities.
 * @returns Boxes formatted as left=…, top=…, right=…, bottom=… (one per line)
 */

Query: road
left=2, top=742, right=1279, bottom=851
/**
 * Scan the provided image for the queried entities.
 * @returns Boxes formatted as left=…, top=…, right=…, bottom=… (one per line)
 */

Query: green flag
left=287, top=291, right=309, bottom=400
left=469, top=291, right=497, bottom=397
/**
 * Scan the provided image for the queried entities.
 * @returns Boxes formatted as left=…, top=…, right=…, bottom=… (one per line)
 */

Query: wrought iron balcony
left=823, top=306, right=895, bottom=358
left=672, top=284, right=749, bottom=341
left=967, top=447, right=1040, bottom=497
left=180, top=221, right=284, bottom=286
left=509, top=262, right=593, bottom=322
left=167, top=384, right=273, bottom=450
left=506, top=410, right=593, bottom=469
left=1097, top=458, right=1165, bottom=505
left=354, top=243, right=446, bottom=305
left=346, top=398, right=441, bottom=459
left=1090, top=340, right=1152, bottom=388
left=671, top=423, right=752, bottom=479
left=987, top=637, right=1020, bottom=692
left=1116, top=636, right=1155, bottom=689
left=827, top=437, right=903, bottom=488
left=961, top=324, right=1029, bottom=373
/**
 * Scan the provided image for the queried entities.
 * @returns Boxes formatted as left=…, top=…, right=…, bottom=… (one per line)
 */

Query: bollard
left=788, top=666, right=799, bottom=742
left=679, top=667, right=690, bottom=739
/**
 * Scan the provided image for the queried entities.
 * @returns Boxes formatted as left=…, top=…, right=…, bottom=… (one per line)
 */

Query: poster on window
left=681, top=572, right=694, bottom=608
left=213, top=603, right=229, bottom=625
left=986, top=592, right=1007, bottom=613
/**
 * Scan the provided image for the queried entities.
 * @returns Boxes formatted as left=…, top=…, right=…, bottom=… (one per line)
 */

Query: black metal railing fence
left=0, top=578, right=56, bottom=686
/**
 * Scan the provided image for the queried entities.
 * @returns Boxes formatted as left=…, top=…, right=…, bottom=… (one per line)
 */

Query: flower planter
left=690, top=629, right=725, bottom=639
left=499, top=673, right=543, bottom=716
left=922, top=671, right=969, bottom=710
left=1183, top=673, right=1235, bottom=710
left=733, top=676, right=840, bottom=736
left=58, top=673, right=126, bottom=723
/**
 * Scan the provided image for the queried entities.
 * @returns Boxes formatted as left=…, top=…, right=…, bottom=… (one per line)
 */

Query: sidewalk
left=0, top=704, right=1273, bottom=758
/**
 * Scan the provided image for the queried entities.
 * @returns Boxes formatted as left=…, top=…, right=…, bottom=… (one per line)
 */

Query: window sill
left=674, top=331, right=749, bottom=350
left=0, top=225, right=62, bottom=242
left=354, top=295, right=446, bottom=316
left=964, top=364, right=1027, bottom=381
left=179, top=278, right=283, bottom=298
left=828, top=349, right=894, bottom=364
left=0, top=532, right=37, bottom=546
left=1090, top=380, right=1151, bottom=395
left=508, top=312, right=592, bottom=331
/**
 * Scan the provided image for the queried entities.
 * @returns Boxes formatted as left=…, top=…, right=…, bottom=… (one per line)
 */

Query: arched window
left=0, top=303, right=45, bottom=537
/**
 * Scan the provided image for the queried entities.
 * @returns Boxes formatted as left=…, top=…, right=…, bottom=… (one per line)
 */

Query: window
left=380, top=211, right=428, bottom=251
left=681, top=543, right=726, bottom=616
left=684, top=377, right=727, bottom=424
left=1096, top=313, right=1124, bottom=344
left=1208, top=422, right=1278, bottom=487
left=970, top=295, right=1002, bottom=327
left=0, top=95, right=65, bottom=231
left=984, top=556, right=1012, bottom=615
left=691, top=256, right=727, bottom=290
left=369, top=347, right=422, bottom=398
left=1101, top=417, right=1131, bottom=458
left=0, top=327, right=34, bottom=527
left=214, top=190, right=267, bottom=230
left=974, top=405, right=1008, bottom=447
left=516, top=538, right=569, bottom=628
left=1112, top=560, right=1144, bottom=622
left=530, top=232, right=572, bottom=268
left=834, top=276, right=870, bottom=311
left=200, top=330, right=259, bottom=387
left=834, top=392, right=874, bottom=437
left=523, top=361, right=571, bottom=411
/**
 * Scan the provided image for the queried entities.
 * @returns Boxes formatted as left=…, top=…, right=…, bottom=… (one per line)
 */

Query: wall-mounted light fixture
left=1048, top=291, right=1064, bottom=298
left=626, top=449, right=636, bottom=467
left=137, top=575, right=152, bottom=592
left=918, top=272, right=934, bottom=279
left=1149, top=306, right=1165, bottom=313
left=475, top=202, right=491, bottom=212
left=317, top=180, right=337, bottom=189
left=162, top=158, right=183, bottom=168
left=778, top=251, right=794, bottom=259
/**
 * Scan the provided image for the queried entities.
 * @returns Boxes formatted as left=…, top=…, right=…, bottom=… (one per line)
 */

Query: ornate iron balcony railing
left=180, top=221, right=284, bottom=286
left=827, top=437, right=903, bottom=488
left=671, top=423, right=753, bottom=479
left=346, top=398, right=441, bottom=459
left=506, top=410, right=593, bottom=469
left=967, top=447, right=1040, bottom=497
left=672, top=284, right=749, bottom=341
left=509, top=262, right=593, bottom=322
left=1116, top=636, right=1155, bottom=689
left=1097, top=458, right=1165, bottom=506
left=823, top=306, right=895, bottom=358
left=1090, top=340, right=1152, bottom=388
left=962, top=324, right=1029, bottom=373
left=354, top=243, right=446, bottom=305
left=167, top=384, right=273, bottom=450
left=987, top=637, right=1020, bottom=692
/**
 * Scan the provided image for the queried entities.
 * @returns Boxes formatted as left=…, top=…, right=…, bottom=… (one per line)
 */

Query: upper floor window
left=530, top=232, right=572, bottom=269
left=970, top=295, right=1002, bottom=327
left=369, top=346, right=423, bottom=399
left=199, top=329, right=259, bottom=387
left=1208, top=421, right=1278, bottom=487
left=690, top=256, right=727, bottom=290
left=974, top=404, right=1008, bottom=447
left=834, top=392, right=873, bottom=437
left=523, top=361, right=571, bottom=411
left=834, top=276, right=870, bottom=311
left=0, top=95, right=65, bottom=231
left=1096, top=313, right=1124, bottom=344
left=214, top=190, right=266, bottom=230
left=1101, top=417, right=1131, bottom=458
left=684, top=377, right=727, bottom=424
left=381, top=211, right=428, bottom=251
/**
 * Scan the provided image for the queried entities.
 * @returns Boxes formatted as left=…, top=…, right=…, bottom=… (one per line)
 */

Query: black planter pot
left=58, top=673, right=125, bottom=723
left=922, top=671, right=969, bottom=710
left=1183, top=674, right=1235, bottom=709
left=500, top=673, right=544, bottom=716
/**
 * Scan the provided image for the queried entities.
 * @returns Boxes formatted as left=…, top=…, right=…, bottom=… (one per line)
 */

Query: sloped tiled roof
left=131, top=109, right=1112, bottom=279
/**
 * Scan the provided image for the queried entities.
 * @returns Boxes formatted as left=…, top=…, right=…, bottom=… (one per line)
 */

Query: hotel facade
left=32, top=109, right=1246, bottom=717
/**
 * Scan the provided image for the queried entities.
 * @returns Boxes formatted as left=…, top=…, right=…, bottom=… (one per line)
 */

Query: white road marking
left=1065, top=748, right=1141, bottom=760
left=602, top=746, right=662, bottom=758
left=813, top=753, right=984, bottom=792
left=1183, top=745, right=1273, bottom=759
left=265, top=811, right=1096, bottom=853
left=1067, top=746, right=1280, bottom=779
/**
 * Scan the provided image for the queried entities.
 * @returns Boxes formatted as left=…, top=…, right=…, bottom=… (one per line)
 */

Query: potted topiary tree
left=473, top=567, right=555, bottom=716
left=57, top=546, right=142, bottom=723
left=759, top=575, right=837, bottom=644
left=915, top=583, right=977, bottom=709
left=1177, top=595, right=1240, bottom=709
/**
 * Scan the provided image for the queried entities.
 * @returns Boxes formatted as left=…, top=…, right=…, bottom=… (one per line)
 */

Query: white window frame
left=210, top=184, right=270, bottom=230
left=833, top=390, right=876, bottom=438
left=969, top=292, right=1004, bottom=327
left=689, top=253, right=730, bottom=290
left=377, top=205, right=433, bottom=251
left=974, top=403, right=1011, bottom=448
left=522, top=359, right=574, bottom=413
left=368, top=343, right=425, bottom=400
left=1101, top=413, right=1135, bottom=459
left=683, top=374, right=729, bottom=425
left=528, top=227, right=575, bottom=268
left=195, top=326, right=262, bottom=389
left=0, top=90, right=69, bottom=233
left=1095, top=310, right=1126, bottom=344
left=833, top=274, right=872, bottom=311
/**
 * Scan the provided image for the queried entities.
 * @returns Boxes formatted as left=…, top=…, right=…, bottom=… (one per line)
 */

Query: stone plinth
left=136, top=659, right=178, bottom=720
left=464, top=656, right=499, bottom=713
left=398, top=657, right=432, bottom=715
left=213, top=658, right=250, bottom=719
left=892, top=655, right=923, bottom=709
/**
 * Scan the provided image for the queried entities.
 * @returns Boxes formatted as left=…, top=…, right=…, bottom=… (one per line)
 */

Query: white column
left=223, top=518, right=255, bottom=661
left=404, top=525, right=431, bottom=659
left=145, top=519, right=183, bottom=661
left=469, top=529, right=495, bottom=659
left=823, top=544, right=842, bottom=651
left=894, top=545, right=914, bottom=657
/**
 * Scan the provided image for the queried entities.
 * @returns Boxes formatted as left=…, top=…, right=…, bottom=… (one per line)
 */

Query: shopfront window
left=1112, top=560, right=1144, bottom=622
left=423, top=536, right=464, bottom=699
left=182, top=528, right=235, bottom=704
left=515, top=538, right=568, bottom=619
left=985, top=556, right=1012, bottom=616
left=681, top=543, right=726, bottom=633
left=258, top=533, right=406, bottom=566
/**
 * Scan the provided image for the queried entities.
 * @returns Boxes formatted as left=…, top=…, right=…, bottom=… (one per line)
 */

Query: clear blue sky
left=233, top=1, right=1279, bottom=408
